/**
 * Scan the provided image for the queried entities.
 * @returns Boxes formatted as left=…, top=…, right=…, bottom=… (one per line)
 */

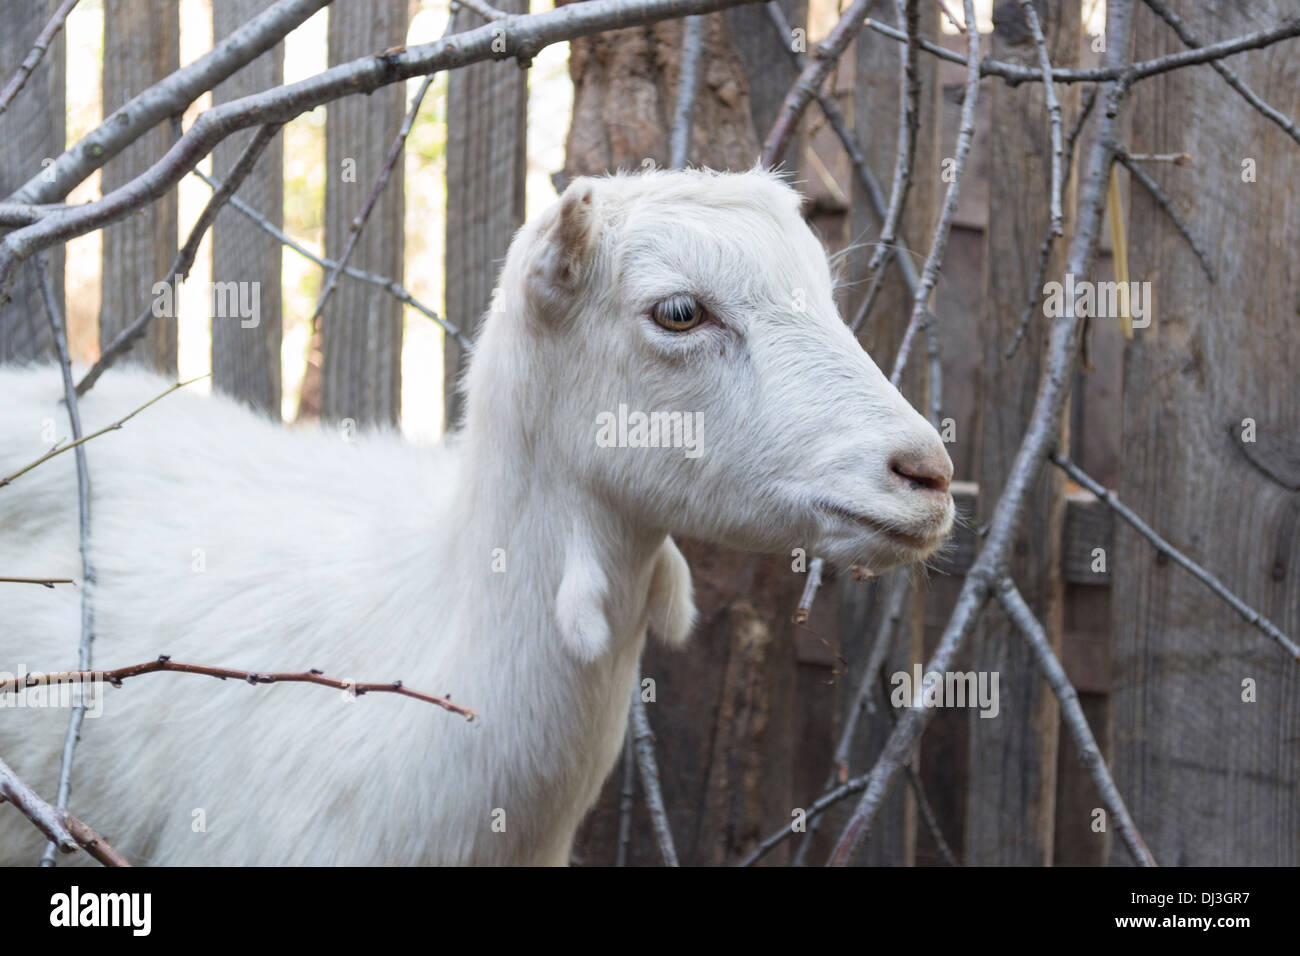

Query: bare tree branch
left=1051, top=452, right=1299, bottom=660
left=1, top=654, right=476, bottom=720
left=1017, top=0, right=1064, bottom=235
left=889, top=0, right=980, bottom=391
left=0, top=0, right=80, bottom=118
left=6, top=0, right=329, bottom=205
left=668, top=16, right=708, bottom=169
left=190, top=167, right=470, bottom=350
left=0, top=375, right=209, bottom=490
left=629, top=690, right=679, bottom=865
left=860, top=12, right=1300, bottom=86
left=758, top=2, right=923, bottom=326
left=75, top=124, right=282, bottom=398
left=762, top=0, right=879, bottom=167
left=0, top=576, right=74, bottom=586
left=1142, top=0, right=1300, bottom=147
left=0, top=0, right=768, bottom=303
left=35, top=250, right=97, bottom=866
left=994, top=577, right=1155, bottom=866
left=1114, top=144, right=1216, bottom=284
left=306, top=74, right=434, bottom=334
left=1005, top=85, right=1097, bottom=359
left=791, top=569, right=907, bottom=865
left=0, top=754, right=77, bottom=853
left=826, top=0, right=1138, bottom=867
left=856, top=0, right=921, bottom=333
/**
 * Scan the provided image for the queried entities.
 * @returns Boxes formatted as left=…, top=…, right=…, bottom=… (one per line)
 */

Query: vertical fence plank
left=1113, top=0, right=1300, bottom=866
left=0, top=0, right=67, bottom=363
left=442, top=0, right=528, bottom=431
left=319, top=0, right=408, bottom=427
left=211, top=0, right=284, bottom=417
left=840, top=0, right=944, bottom=868
left=964, top=0, right=1079, bottom=866
left=99, top=0, right=179, bottom=372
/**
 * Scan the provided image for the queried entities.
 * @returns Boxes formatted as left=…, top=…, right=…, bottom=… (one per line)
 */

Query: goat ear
left=647, top=537, right=696, bottom=648
left=555, top=519, right=612, bottom=661
left=527, top=178, right=598, bottom=315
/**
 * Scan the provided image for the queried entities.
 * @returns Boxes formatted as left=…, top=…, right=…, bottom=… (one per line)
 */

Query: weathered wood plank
left=319, top=0, right=408, bottom=426
left=0, top=0, right=65, bottom=363
left=443, top=0, right=528, bottom=431
left=1112, top=0, right=1300, bottom=866
left=100, top=0, right=179, bottom=372
left=211, top=0, right=284, bottom=417
left=965, top=0, right=1079, bottom=866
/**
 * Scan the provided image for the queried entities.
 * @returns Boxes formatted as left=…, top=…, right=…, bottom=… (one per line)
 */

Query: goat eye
left=651, top=294, right=705, bottom=332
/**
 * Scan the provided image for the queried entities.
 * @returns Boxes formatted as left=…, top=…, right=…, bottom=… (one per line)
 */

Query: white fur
left=0, top=168, right=952, bottom=865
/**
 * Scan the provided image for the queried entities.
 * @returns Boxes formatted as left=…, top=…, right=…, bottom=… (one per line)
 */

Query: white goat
left=0, top=168, right=953, bottom=865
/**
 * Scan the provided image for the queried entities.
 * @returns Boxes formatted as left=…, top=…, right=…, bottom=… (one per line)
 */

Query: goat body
left=0, top=169, right=951, bottom=865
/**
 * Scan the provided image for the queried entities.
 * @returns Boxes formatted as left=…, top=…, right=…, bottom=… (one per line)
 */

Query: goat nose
left=890, top=448, right=952, bottom=495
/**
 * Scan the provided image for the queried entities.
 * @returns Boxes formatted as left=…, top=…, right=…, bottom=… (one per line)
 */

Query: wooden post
left=211, top=0, right=285, bottom=418
left=964, top=0, right=1079, bottom=867
left=0, top=0, right=66, bottom=362
left=1113, top=0, right=1300, bottom=865
left=839, top=0, right=945, bottom=868
left=99, top=0, right=179, bottom=372
left=442, top=0, right=528, bottom=432
left=318, top=0, right=408, bottom=427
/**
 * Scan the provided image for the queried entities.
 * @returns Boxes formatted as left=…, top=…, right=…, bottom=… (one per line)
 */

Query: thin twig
left=1142, top=0, right=1300, bottom=147
left=760, top=2, right=923, bottom=320
left=1124, top=151, right=1193, bottom=165
left=307, top=75, right=434, bottom=333
left=889, top=0, right=980, bottom=389
left=1051, top=452, right=1299, bottom=660
left=0, top=375, right=209, bottom=489
left=793, top=557, right=824, bottom=625
left=0, top=577, right=74, bottom=586
left=0, top=0, right=81, bottom=118
left=1005, top=85, right=1098, bottom=360
left=75, top=124, right=282, bottom=398
left=1017, top=0, right=1064, bottom=235
left=762, top=0, right=879, bottom=167
left=994, top=577, right=1155, bottom=866
left=36, top=250, right=97, bottom=867
left=0, top=654, right=477, bottom=720
left=668, top=15, right=708, bottom=169
left=858, top=13, right=1300, bottom=86
left=629, top=690, right=679, bottom=866
left=0, top=754, right=130, bottom=865
left=827, top=0, right=1138, bottom=867
left=790, top=569, right=908, bottom=865
left=856, top=0, right=921, bottom=333
left=1113, top=145, right=1216, bottom=284
left=189, top=168, right=469, bottom=350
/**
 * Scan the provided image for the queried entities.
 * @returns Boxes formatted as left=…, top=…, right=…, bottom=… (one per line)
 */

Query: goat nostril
left=890, top=454, right=952, bottom=494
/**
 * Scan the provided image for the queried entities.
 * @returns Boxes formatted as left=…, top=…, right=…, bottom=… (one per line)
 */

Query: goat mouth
left=812, top=499, right=940, bottom=552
